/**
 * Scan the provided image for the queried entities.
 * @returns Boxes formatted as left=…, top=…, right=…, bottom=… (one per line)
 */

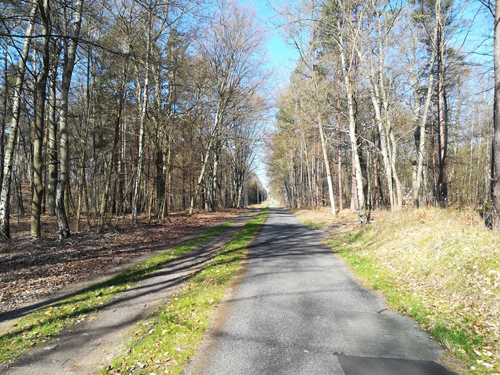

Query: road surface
left=186, top=207, right=456, bottom=375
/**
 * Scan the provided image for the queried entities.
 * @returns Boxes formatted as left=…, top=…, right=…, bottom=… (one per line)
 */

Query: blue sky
left=245, top=0, right=299, bottom=79
left=239, top=0, right=300, bottom=190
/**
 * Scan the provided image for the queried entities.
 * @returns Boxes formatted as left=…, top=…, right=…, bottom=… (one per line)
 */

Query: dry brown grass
left=368, top=208, right=499, bottom=302
left=292, top=207, right=391, bottom=233
left=364, top=208, right=500, bottom=343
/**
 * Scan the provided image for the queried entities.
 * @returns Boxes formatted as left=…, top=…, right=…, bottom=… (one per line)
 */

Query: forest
left=266, top=0, right=498, bottom=224
left=0, top=0, right=269, bottom=240
left=0, top=0, right=499, bottom=242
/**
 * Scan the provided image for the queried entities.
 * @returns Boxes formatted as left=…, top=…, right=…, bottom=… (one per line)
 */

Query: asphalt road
left=186, top=207, right=456, bottom=375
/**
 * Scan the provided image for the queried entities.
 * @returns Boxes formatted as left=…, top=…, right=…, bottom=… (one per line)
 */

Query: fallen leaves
left=0, top=209, right=246, bottom=314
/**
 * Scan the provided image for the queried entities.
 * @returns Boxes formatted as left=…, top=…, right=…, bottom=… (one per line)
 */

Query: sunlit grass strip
left=0, top=219, right=236, bottom=364
left=325, top=231, right=496, bottom=375
left=103, top=208, right=269, bottom=375
left=301, top=219, right=323, bottom=230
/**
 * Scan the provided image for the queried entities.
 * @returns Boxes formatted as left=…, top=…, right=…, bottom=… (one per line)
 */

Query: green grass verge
left=285, top=209, right=325, bottom=230
left=302, top=220, right=324, bottom=230
left=325, top=230, right=494, bottom=375
left=102, top=208, right=269, bottom=375
left=0, top=219, right=237, bottom=365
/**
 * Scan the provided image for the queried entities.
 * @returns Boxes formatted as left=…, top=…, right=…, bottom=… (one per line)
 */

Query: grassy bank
left=103, top=207, right=269, bottom=375
left=293, top=207, right=499, bottom=375
left=0, top=218, right=238, bottom=364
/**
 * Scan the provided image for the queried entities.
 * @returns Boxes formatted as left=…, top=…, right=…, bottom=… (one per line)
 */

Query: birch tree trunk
left=0, top=1, right=37, bottom=239
left=0, top=40, right=8, bottom=190
left=356, top=24, right=394, bottom=210
left=210, top=145, right=220, bottom=212
left=337, top=74, right=343, bottom=211
left=339, top=31, right=366, bottom=222
left=132, top=21, right=151, bottom=224
left=388, top=122, right=403, bottom=209
left=368, top=73, right=394, bottom=209
left=413, top=6, right=439, bottom=208
left=350, top=149, right=359, bottom=210
left=318, top=117, right=336, bottom=214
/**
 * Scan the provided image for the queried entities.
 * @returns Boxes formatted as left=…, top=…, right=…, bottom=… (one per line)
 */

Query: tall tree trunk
left=354, top=6, right=400, bottom=211
left=370, top=95, right=393, bottom=209
left=118, top=114, right=125, bottom=215
left=437, top=22, right=448, bottom=206
left=311, top=156, right=317, bottom=208
left=76, top=147, right=86, bottom=231
left=413, top=6, right=438, bottom=208
left=211, top=158, right=218, bottom=212
left=340, top=32, right=366, bottom=221
left=365, top=61, right=394, bottom=210
left=160, top=127, right=172, bottom=220
left=30, top=51, right=36, bottom=203
left=155, top=148, right=164, bottom=214
left=0, top=40, right=8, bottom=190
left=431, top=103, right=436, bottom=200
left=373, top=144, right=379, bottom=209
left=318, top=117, right=336, bottom=215
left=388, top=121, right=403, bottom=209
left=350, top=105, right=365, bottom=220
left=56, top=0, right=84, bottom=240
left=371, top=110, right=379, bottom=209
left=132, top=23, right=151, bottom=224
left=188, top=114, right=220, bottom=215
left=0, top=1, right=37, bottom=239
left=337, top=87, right=343, bottom=211
left=98, top=68, right=125, bottom=233
left=350, top=149, right=359, bottom=210
left=210, top=143, right=220, bottom=212
left=299, top=121, right=312, bottom=207
left=152, top=64, right=164, bottom=218
left=492, top=0, right=500, bottom=228
left=76, top=47, right=92, bottom=231
left=47, top=39, right=61, bottom=216
left=31, top=0, right=51, bottom=238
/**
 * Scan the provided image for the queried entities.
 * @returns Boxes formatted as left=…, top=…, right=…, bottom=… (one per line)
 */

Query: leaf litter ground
left=0, top=209, right=246, bottom=315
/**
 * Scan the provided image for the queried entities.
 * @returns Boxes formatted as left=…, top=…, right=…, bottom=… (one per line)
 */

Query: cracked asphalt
left=186, top=207, right=456, bottom=375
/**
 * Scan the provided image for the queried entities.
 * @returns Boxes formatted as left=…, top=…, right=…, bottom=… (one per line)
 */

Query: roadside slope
left=295, top=207, right=499, bottom=374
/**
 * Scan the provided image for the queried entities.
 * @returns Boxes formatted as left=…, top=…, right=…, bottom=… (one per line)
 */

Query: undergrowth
left=102, top=208, right=269, bottom=375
